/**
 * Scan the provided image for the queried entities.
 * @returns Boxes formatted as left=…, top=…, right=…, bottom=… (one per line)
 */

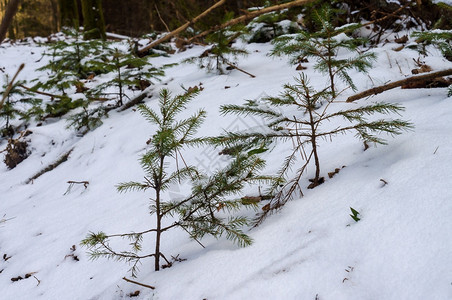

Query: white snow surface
left=0, top=35, right=452, bottom=300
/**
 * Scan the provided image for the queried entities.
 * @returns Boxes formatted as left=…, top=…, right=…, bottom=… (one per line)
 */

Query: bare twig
left=433, top=146, right=439, bottom=154
left=0, top=215, right=15, bottom=224
left=118, top=91, right=149, bottom=111
left=177, top=222, right=205, bottom=248
left=155, top=4, right=170, bottom=32
left=26, top=148, right=74, bottom=184
left=68, top=180, right=89, bottom=187
left=0, top=63, right=24, bottom=109
left=33, top=276, right=41, bottom=286
left=225, top=62, right=256, bottom=78
left=64, top=181, right=90, bottom=195
left=346, top=68, right=452, bottom=102
left=122, top=277, right=155, bottom=290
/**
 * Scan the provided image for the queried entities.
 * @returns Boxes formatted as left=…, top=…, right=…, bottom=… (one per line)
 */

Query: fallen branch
left=19, top=84, right=67, bottom=100
left=138, top=0, right=226, bottom=55
left=0, top=63, right=24, bottom=109
left=118, top=91, right=150, bottom=112
left=225, top=62, right=256, bottom=78
left=346, top=68, right=452, bottom=102
left=122, top=277, right=155, bottom=290
left=188, top=0, right=316, bottom=43
left=21, top=84, right=110, bottom=103
left=64, top=180, right=89, bottom=195
left=26, top=148, right=74, bottom=184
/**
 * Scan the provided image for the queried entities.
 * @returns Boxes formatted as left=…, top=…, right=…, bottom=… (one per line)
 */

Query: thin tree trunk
left=80, top=0, right=105, bottom=39
left=115, top=55, right=123, bottom=106
left=49, top=0, right=59, bottom=32
left=0, top=0, right=21, bottom=43
left=308, top=108, right=320, bottom=186
left=155, top=193, right=161, bottom=271
left=58, top=0, right=79, bottom=28
left=154, top=155, right=165, bottom=272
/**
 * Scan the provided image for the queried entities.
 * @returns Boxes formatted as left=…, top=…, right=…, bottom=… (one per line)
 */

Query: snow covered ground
left=0, top=31, right=451, bottom=300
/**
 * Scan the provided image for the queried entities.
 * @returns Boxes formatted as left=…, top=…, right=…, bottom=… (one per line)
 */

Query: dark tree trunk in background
left=0, top=0, right=20, bottom=43
left=102, top=0, right=151, bottom=36
left=81, top=0, right=105, bottom=39
left=59, top=0, right=79, bottom=28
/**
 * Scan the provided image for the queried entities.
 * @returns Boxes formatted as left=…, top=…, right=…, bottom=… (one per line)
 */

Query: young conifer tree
left=0, top=76, right=41, bottom=137
left=215, top=74, right=413, bottom=224
left=36, top=28, right=106, bottom=82
left=82, top=88, right=269, bottom=275
left=184, top=13, right=250, bottom=75
left=271, top=5, right=375, bottom=98
left=88, top=48, right=164, bottom=106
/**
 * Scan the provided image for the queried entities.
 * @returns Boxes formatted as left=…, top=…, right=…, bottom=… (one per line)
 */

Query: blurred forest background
left=0, top=0, right=451, bottom=40
left=0, top=0, right=269, bottom=39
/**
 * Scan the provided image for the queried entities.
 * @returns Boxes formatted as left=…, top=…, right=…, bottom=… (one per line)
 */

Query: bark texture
left=59, top=0, right=79, bottom=28
left=0, top=0, right=20, bottom=43
left=346, top=69, right=452, bottom=102
left=81, top=0, right=105, bottom=39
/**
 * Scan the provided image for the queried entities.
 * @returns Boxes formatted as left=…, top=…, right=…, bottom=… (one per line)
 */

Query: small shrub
left=184, top=13, right=249, bottom=74
left=67, top=104, right=107, bottom=134
left=0, top=76, right=41, bottom=137
left=37, top=28, right=107, bottom=80
left=88, top=47, right=164, bottom=106
left=82, top=88, right=269, bottom=275
left=411, top=30, right=452, bottom=61
left=215, top=74, right=413, bottom=223
left=271, top=5, right=375, bottom=98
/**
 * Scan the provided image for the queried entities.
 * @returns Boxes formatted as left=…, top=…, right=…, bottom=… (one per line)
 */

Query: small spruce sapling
left=82, top=88, right=268, bottom=275
left=0, top=76, right=41, bottom=137
left=184, top=13, right=250, bottom=76
left=88, top=48, right=164, bottom=106
left=271, top=5, right=376, bottom=98
left=66, top=102, right=107, bottom=134
left=216, top=74, right=413, bottom=223
left=32, top=28, right=107, bottom=119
